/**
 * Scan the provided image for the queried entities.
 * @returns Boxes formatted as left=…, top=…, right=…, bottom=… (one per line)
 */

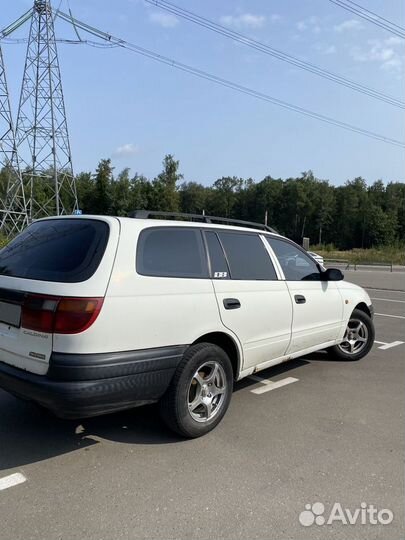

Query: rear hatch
left=0, top=217, right=119, bottom=375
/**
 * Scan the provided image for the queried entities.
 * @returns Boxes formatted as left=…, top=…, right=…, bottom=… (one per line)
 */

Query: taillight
left=54, top=298, right=103, bottom=334
left=21, top=295, right=59, bottom=333
left=21, top=295, right=104, bottom=334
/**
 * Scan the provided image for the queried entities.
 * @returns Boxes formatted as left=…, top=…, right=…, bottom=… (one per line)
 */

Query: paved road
left=0, top=272, right=404, bottom=540
left=332, top=267, right=405, bottom=292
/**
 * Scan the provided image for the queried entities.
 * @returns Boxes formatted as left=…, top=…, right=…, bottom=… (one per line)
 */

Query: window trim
left=202, top=230, right=231, bottom=280
left=264, top=235, right=322, bottom=281
left=136, top=226, right=210, bottom=279
left=259, top=235, right=285, bottom=281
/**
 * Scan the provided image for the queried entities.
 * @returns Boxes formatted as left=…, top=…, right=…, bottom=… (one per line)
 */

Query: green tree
left=210, top=176, right=242, bottom=217
left=76, top=171, right=95, bottom=213
left=179, top=181, right=208, bottom=214
left=93, top=159, right=113, bottom=215
left=254, top=176, right=284, bottom=231
left=111, top=168, right=131, bottom=216
left=386, top=182, right=405, bottom=241
left=314, top=180, right=335, bottom=245
left=129, top=173, right=153, bottom=211
left=365, top=205, right=398, bottom=247
left=68, top=156, right=404, bottom=249
left=150, top=154, right=182, bottom=212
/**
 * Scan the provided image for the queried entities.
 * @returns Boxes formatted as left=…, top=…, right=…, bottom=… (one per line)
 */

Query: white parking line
left=249, top=376, right=299, bottom=395
left=375, top=313, right=405, bottom=320
left=0, top=473, right=26, bottom=491
left=367, top=288, right=405, bottom=294
left=374, top=340, right=405, bottom=350
left=371, top=297, right=405, bottom=304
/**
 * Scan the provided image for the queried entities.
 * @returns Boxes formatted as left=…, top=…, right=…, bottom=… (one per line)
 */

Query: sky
left=1, top=0, right=404, bottom=186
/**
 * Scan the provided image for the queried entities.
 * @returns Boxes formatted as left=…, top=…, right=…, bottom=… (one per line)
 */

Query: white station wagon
left=0, top=212, right=375, bottom=437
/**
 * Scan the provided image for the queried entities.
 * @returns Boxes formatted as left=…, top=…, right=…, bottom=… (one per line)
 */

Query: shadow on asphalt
left=0, top=350, right=343, bottom=470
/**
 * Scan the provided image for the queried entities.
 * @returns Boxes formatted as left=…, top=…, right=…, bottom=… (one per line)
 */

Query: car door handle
left=223, top=298, right=241, bottom=310
left=294, top=294, right=306, bottom=304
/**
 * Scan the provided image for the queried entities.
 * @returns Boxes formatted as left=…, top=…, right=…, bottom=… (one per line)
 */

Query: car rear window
left=0, top=219, right=110, bottom=283
left=136, top=227, right=208, bottom=278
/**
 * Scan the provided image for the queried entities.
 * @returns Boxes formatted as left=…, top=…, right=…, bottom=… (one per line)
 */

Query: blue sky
left=1, top=0, right=404, bottom=185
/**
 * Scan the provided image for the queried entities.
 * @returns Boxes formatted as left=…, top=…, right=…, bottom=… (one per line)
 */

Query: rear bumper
left=0, top=345, right=186, bottom=418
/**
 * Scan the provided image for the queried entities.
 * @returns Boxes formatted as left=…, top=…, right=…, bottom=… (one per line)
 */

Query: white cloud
left=149, top=12, right=179, bottom=28
left=296, top=16, right=321, bottom=34
left=270, top=14, right=282, bottom=23
left=381, top=57, right=402, bottom=71
left=334, top=19, right=363, bottom=32
left=113, top=143, right=139, bottom=158
left=220, top=13, right=266, bottom=29
left=350, top=37, right=404, bottom=73
left=314, top=43, right=337, bottom=55
left=323, top=45, right=337, bottom=54
left=384, top=36, right=403, bottom=46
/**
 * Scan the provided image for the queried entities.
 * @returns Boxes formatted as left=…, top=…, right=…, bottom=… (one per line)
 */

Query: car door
left=204, top=230, right=293, bottom=371
left=266, top=237, right=343, bottom=354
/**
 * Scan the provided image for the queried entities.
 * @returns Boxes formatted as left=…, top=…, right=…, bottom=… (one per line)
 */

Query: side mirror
left=322, top=268, right=344, bottom=281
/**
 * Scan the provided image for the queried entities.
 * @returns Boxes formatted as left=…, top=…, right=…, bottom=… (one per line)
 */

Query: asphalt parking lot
left=0, top=270, right=404, bottom=540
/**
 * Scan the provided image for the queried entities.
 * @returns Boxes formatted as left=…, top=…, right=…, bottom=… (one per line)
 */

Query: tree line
left=1, top=155, right=404, bottom=249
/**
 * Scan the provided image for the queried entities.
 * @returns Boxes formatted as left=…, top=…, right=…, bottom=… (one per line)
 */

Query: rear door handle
left=294, top=294, right=306, bottom=304
left=223, top=298, right=241, bottom=310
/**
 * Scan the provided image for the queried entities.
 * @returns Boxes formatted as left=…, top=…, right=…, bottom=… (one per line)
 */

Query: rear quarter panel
left=54, top=221, right=228, bottom=354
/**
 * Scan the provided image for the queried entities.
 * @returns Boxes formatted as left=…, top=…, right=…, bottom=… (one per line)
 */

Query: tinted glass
left=0, top=219, right=109, bottom=283
left=205, top=231, right=229, bottom=279
left=137, top=228, right=208, bottom=278
left=267, top=237, right=320, bottom=281
left=218, top=232, right=277, bottom=280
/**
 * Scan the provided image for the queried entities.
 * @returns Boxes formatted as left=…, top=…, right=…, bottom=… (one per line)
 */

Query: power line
left=342, top=0, right=405, bottom=33
left=55, top=9, right=405, bottom=149
left=0, top=8, right=33, bottom=39
left=144, top=0, right=404, bottom=109
left=328, top=0, right=405, bottom=39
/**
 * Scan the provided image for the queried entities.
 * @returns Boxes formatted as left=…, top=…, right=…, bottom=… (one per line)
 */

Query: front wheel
left=159, top=343, right=233, bottom=438
left=329, top=308, right=375, bottom=361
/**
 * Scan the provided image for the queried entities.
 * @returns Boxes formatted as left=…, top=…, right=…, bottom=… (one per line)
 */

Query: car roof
left=36, top=214, right=284, bottom=238
left=117, top=216, right=284, bottom=237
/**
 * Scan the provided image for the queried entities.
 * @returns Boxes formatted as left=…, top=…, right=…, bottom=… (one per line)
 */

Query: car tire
left=159, top=342, right=233, bottom=438
left=328, top=308, right=375, bottom=361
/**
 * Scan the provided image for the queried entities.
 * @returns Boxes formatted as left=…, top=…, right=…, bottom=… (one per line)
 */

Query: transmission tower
left=0, top=46, right=28, bottom=237
left=15, top=0, right=78, bottom=221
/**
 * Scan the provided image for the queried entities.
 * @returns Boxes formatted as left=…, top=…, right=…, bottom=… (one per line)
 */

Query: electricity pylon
left=15, top=0, right=78, bottom=221
left=0, top=46, right=28, bottom=237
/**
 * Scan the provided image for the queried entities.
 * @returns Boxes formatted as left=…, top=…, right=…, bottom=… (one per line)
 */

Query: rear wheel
left=329, top=308, right=375, bottom=361
left=159, top=343, right=233, bottom=438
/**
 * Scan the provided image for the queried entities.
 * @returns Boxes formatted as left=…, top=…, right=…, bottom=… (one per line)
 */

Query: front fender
left=336, top=281, right=373, bottom=340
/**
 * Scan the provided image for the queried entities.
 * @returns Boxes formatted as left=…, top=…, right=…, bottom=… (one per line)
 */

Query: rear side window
left=266, top=237, right=320, bottom=281
left=217, top=232, right=277, bottom=280
left=136, top=227, right=208, bottom=278
left=0, top=219, right=110, bottom=283
left=205, top=231, right=229, bottom=279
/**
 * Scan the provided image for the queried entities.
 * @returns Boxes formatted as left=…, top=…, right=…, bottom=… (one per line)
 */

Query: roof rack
left=129, top=210, right=278, bottom=234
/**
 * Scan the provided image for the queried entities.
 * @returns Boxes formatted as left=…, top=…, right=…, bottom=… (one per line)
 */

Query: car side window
left=217, top=232, right=277, bottom=280
left=136, top=227, right=209, bottom=278
left=204, top=231, right=230, bottom=279
left=266, top=237, right=321, bottom=281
